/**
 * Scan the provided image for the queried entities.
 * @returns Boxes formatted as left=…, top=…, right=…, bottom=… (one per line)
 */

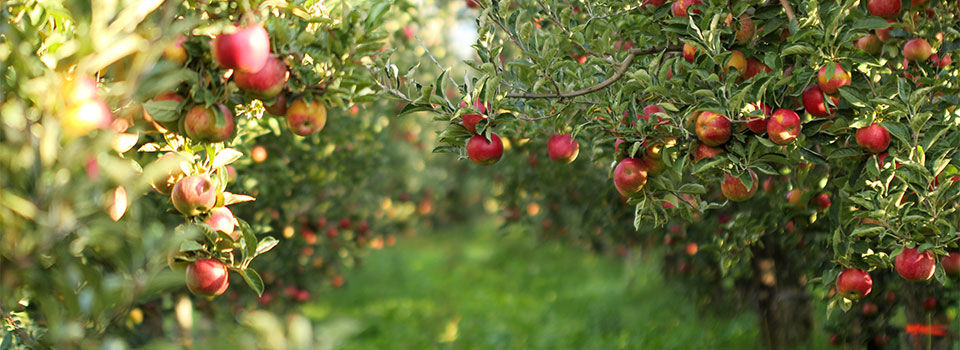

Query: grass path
left=302, top=221, right=760, bottom=349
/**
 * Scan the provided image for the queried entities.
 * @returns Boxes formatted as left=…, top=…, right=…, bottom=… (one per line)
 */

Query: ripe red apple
left=163, top=35, right=188, bottom=65
left=724, top=50, right=747, bottom=79
left=461, top=114, right=487, bottom=134
left=696, top=111, right=731, bottom=146
left=802, top=85, right=834, bottom=117
left=923, top=297, right=937, bottom=310
left=641, top=104, right=667, bottom=124
left=815, top=193, right=831, bottom=210
left=466, top=0, right=479, bottom=8
left=829, top=334, right=841, bottom=346
left=930, top=53, right=952, bottom=68
left=683, top=43, right=696, bottom=63
left=721, top=170, right=758, bottom=201
left=746, top=104, right=771, bottom=133
left=467, top=133, right=504, bottom=165
left=836, top=268, right=873, bottom=299
left=61, top=99, right=113, bottom=137
left=685, top=242, right=698, bottom=255
left=671, top=0, right=702, bottom=17
left=205, top=207, right=238, bottom=240
left=264, top=93, right=287, bottom=116
left=767, top=109, right=802, bottom=145
left=942, top=251, right=960, bottom=278
left=642, top=0, right=667, bottom=7
left=735, top=15, right=755, bottom=44
left=213, top=23, right=271, bottom=73
left=817, top=63, right=851, bottom=95
left=693, top=143, right=723, bottom=162
left=868, top=0, right=901, bottom=18
left=171, top=175, right=218, bottom=216
left=744, top=57, right=771, bottom=80
left=862, top=302, right=879, bottom=316
left=234, top=55, right=287, bottom=99
left=547, top=134, right=579, bottom=163
left=185, top=259, right=229, bottom=297
left=286, top=99, right=327, bottom=136
left=875, top=19, right=895, bottom=42
left=184, top=104, right=235, bottom=143
left=895, top=246, right=936, bottom=281
left=856, top=123, right=890, bottom=153
left=903, top=38, right=933, bottom=62
left=856, top=34, right=883, bottom=55
left=613, top=158, right=649, bottom=197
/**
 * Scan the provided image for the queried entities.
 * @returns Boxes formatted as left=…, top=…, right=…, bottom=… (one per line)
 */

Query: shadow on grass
left=301, top=220, right=760, bottom=349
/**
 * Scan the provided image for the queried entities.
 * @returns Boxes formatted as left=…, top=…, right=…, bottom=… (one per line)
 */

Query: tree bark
left=749, top=241, right=813, bottom=350
left=900, top=283, right=954, bottom=350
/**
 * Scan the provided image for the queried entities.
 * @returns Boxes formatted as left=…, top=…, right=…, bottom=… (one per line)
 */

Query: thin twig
left=517, top=114, right=555, bottom=121
left=505, top=45, right=679, bottom=99
left=585, top=2, right=646, bottom=28
left=535, top=0, right=611, bottom=63
left=1, top=306, right=38, bottom=348
left=415, top=36, right=460, bottom=89
left=779, top=0, right=796, bottom=23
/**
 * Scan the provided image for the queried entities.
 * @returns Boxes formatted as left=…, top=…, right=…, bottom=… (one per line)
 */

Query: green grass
left=302, top=220, right=760, bottom=349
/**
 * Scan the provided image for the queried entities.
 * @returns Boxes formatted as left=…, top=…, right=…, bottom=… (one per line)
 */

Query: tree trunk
left=900, top=283, right=954, bottom=350
left=749, top=242, right=813, bottom=350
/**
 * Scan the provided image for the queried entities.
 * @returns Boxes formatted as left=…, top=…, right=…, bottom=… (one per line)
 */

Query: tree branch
left=535, top=0, right=611, bottom=64
left=1, top=306, right=38, bottom=348
left=505, top=45, right=678, bottom=99
left=779, top=0, right=796, bottom=23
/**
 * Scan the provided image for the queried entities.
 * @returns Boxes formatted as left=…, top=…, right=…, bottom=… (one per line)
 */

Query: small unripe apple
left=186, top=259, right=230, bottom=297
left=461, top=114, right=487, bottom=134
left=547, top=134, right=579, bottom=163
left=817, top=63, right=851, bottom=95
left=942, top=251, right=960, bottom=278
left=163, top=35, right=188, bottom=65
left=903, top=38, right=933, bottom=62
left=767, top=109, right=802, bottom=145
left=205, top=207, right=238, bottom=240
left=856, top=34, right=883, bottom=55
left=787, top=189, right=806, bottom=208
left=234, top=55, right=287, bottom=99
left=724, top=50, right=748, bottom=79
left=895, top=246, right=936, bottom=281
left=693, top=143, right=723, bottom=162
left=613, top=157, right=648, bottom=197
left=213, top=24, right=271, bottom=73
left=856, top=123, right=890, bottom=153
left=286, top=99, right=327, bottom=136
left=836, top=268, right=873, bottom=299
left=184, top=104, right=235, bottom=143
left=802, top=85, right=834, bottom=117
left=467, top=133, right=504, bottom=165
left=171, top=175, right=217, bottom=216
left=150, top=152, right=186, bottom=195
left=695, top=111, right=731, bottom=146
left=868, top=0, right=901, bottom=18
left=682, top=43, right=696, bottom=63
left=61, top=99, right=113, bottom=137
left=721, top=170, right=758, bottom=201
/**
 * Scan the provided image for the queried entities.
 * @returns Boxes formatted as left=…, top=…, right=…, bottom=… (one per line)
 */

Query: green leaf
left=678, top=183, right=707, bottom=194
left=240, top=268, right=265, bottom=297
left=880, top=121, right=911, bottom=147
left=143, top=100, right=180, bottom=122
left=850, top=17, right=893, bottom=30
left=780, top=44, right=815, bottom=57
left=255, top=236, right=279, bottom=257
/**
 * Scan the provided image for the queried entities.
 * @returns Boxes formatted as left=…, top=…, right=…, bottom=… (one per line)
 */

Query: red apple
left=213, top=23, right=271, bottom=73
left=264, top=93, right=287, bottom=116
left=286, top=99, right=327, bottom=136
left=641, top=104, right=667, bottom=124
left=693, top=143, right=723, bottom=162
left=61, top=99, right=113, bottom=137
left=930, top=53, right=952, bottom=68
left=461, top=114, right=487, bottom=134
left=724, top=50, right=748, bottom=79
left=186, top=259, right=230, bottom=297
left=721, top=170, right=758, bottom=201
left=683, top=43, right=696, bottom=63
left=875, top=19, right=895, bottom=42
left=856, top=123, right=890, bottom=153
left=467, top=133, right=504, bottom=165
left=746, top=104, right=771, bottom=133
left=787, top=189, right=806, bottom=208
left=547, top=134, right=579, bottom=163
left=817, top=63, right=851, bottom=95
left=613, top=158, right=648, bottom=197
left=836, top=268, right=873, bottom=299
left=868, top=0, right=901, bottom=18
left=234, top=55, right=287, bottom=99
left=61, top=75, right=99, bottom=104
left=856, top=34, right=883, bottom=55
left=903, top=38, right=933, bottom=62
left=802, top=85, right=834, bottom=117
left=744, top=57, right=771, bottom=80
left=695, top=111, right=731, bottom=146
left=642, top=0, right=666, bottom=7
left=671, top=0, right=702, bottom=17
left=923, top=297, right=937, bottom=310
left=861, top=302, right=879, bottom=316
left=171, top=175, right=217, bottom=216
left=466, top=0, right=479, bottom=8
left=942, top=251, right=960, bottom=278
left=205, top=207, right=238, bottom=240
left=735, top=15, right=755, bottom=44
left=685, top=242, right=698, bottom=255
left=184, top=104, right=235, bottom=143
left=815, top=193, right=831, bottom=210
left=895, top=246, right=936, bottom=281
left=767, top=109, right=802, bottom=145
